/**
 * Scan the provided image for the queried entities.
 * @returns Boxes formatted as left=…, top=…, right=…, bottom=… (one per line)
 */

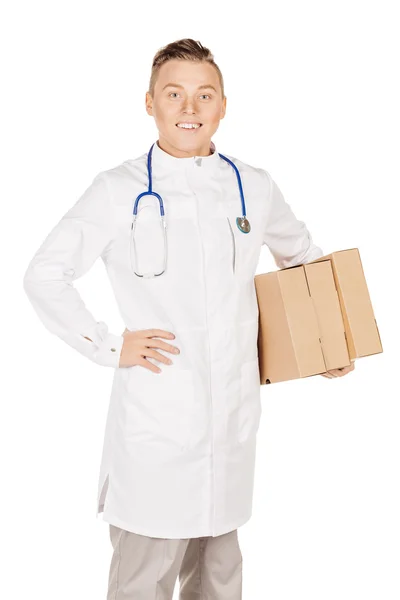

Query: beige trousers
left=107, top=524, right=243, bottom=599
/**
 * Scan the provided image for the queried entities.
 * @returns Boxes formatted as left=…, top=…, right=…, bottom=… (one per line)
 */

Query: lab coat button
left=110, top=348, right=116, bottom=352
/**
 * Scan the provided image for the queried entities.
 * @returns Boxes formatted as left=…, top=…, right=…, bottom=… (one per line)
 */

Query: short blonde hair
left=149, top=38, right=225, bottom=98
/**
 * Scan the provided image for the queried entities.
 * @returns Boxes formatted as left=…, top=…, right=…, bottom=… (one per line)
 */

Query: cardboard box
left=255, top=248, right=383, bottom=385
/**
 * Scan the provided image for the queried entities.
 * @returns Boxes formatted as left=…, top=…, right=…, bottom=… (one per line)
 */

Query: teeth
left=177, top=123, right=201, bottom=129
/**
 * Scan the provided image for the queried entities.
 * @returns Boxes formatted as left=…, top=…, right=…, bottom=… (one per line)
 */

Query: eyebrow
left=162, top=83, right=218, bottom=93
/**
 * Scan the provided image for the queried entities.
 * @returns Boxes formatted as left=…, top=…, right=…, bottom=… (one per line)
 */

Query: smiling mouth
left=175, top=123, right=203, bottom=130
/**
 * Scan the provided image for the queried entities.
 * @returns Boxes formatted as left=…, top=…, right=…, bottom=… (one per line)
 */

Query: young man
left=23, top=38, right=354, bottom=599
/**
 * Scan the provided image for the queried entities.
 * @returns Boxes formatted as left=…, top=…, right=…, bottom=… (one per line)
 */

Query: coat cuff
left=91, top=331, right=124, bottom=368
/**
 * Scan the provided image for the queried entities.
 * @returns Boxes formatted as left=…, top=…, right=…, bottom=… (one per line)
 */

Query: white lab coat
left=23, top=140, right=324, bottom=538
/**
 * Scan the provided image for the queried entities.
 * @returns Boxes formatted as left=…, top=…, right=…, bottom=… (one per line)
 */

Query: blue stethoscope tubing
left=130, top=142, right=251, bottom=277
left=133, top=142, right=251, bottom=231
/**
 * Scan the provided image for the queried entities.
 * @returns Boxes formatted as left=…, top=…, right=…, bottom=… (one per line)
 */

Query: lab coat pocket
left=238, top=358, right=262, bottom=443
left=226, top=213, right=253, bottom=279
left=123, top=367, right=196, bottom=450
left=225, top=200, right=264, bottom=281
left=226, top=216, right=236, bottom=273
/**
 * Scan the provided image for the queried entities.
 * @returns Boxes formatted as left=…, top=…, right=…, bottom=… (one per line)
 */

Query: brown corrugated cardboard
left=308, top=248, right=383, bottom=360
left=255, top=248, right=382, bottom=385
left=255, top=260, right=350, bottom=384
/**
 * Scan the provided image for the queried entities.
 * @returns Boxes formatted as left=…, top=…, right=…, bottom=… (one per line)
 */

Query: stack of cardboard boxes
left=255, top=248, right=383, bottom=384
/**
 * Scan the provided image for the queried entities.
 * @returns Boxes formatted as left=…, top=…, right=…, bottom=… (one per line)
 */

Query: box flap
left=304, top=261, right=350, bottom=370
left=278, top=268, right=327, bottom=377
left=256, top=272, right=300, bottom=383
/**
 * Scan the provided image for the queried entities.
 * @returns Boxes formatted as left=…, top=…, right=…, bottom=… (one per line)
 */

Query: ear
left=145, top=91, right=153, bottom=116
left=220, top=96, right=227, bottom=119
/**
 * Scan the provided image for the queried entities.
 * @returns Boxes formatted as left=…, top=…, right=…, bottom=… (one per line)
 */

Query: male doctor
left=23, top=38, right=354, bottom=600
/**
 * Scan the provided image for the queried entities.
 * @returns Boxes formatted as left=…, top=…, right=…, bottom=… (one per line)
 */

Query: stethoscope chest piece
left=236, top=216, right=251, bottom=233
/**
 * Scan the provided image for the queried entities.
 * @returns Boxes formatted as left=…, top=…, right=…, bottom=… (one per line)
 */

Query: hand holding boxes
left=255, top=248, right=383, bottom=384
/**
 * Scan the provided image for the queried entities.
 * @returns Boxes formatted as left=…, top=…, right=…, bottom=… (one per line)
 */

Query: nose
left=182, top=96, right=196, bottom=112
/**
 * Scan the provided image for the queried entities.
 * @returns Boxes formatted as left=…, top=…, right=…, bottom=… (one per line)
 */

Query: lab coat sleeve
left=22, top=172, right=124, bottom=368
left=262, top=170, right=325, bottom=268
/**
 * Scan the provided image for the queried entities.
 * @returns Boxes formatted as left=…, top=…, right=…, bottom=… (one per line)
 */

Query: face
left=145, top=59, right=226, bottom=158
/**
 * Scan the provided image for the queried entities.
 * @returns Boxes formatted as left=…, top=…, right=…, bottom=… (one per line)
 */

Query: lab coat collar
left=151, top=139, right=221, bottom=173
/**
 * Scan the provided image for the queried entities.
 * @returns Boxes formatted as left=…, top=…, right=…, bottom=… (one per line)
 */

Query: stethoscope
left=130, top=142, right=251, bottom=278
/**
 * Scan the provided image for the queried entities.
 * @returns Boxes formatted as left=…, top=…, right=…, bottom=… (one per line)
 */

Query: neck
left=157, top=137, right=212, bottom=158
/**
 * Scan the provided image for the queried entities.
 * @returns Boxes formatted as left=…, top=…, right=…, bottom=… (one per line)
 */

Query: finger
left=144, top=329, right=176, bottom=339
left=136, top=357, right=162, bottom=374
left=145, top=338, right=180, bottom=355
left=142, top=348, right=173, bottom=365
left=327, top=370, right=341, bottom=377
left=336, top=368, right=351, bottom=376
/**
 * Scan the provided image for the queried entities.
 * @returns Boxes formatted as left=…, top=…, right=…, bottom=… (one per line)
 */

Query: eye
left=200, top=94, right=211, bottom=99
left=169, top=92, right=179, bottom=98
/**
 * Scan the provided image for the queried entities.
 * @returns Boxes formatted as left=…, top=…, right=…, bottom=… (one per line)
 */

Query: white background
left=2, top=1, right=398, bottom=598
